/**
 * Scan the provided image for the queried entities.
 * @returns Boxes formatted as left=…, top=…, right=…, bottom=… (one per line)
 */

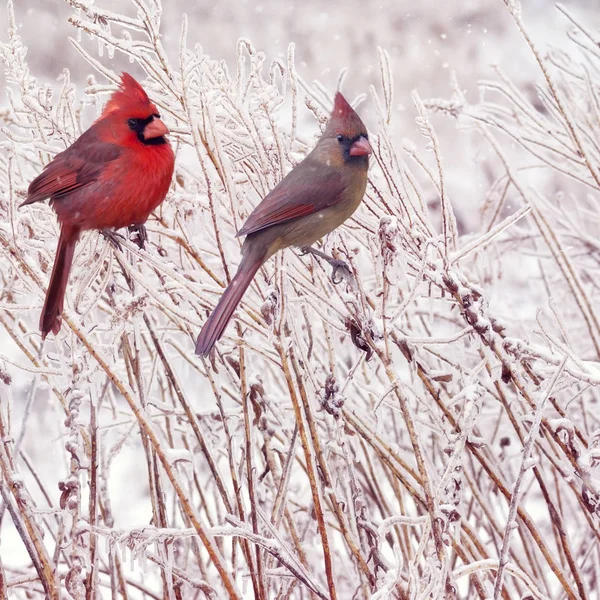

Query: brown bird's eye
left=127, top=118, right=139, bottom=130
left=337, top=134, right=344, bottom=143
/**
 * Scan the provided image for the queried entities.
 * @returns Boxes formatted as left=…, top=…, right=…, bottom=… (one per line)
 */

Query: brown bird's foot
left=329, top=259, right=353, bottom=285
left=300, top=246, right=353, bottom=285
left=128, top=224, right=147, bottom=249
left=101, top=229, right=125, bottom=251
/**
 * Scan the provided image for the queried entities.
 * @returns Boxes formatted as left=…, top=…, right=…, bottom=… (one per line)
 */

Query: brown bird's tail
left=40, top=225, right=79, bottom=339
left=195, top=253, right=264, bottom=356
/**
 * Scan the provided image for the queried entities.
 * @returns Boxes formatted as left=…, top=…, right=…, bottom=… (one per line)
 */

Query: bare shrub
left=1, top=0, right=599, bottom=598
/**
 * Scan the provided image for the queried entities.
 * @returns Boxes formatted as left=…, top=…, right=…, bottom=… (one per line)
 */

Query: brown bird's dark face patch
left=335, top=132, right=372, bottom=167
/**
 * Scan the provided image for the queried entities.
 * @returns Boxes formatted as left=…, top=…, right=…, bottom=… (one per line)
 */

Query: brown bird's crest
left=101, top=73, right=156, bottom=117
left=329, top=92, right=366, bottom=137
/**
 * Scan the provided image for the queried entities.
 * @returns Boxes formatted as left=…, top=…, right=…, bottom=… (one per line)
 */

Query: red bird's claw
left=128, top=224, right=147, bottom=249
left=101, top=229, right=125, bottom=251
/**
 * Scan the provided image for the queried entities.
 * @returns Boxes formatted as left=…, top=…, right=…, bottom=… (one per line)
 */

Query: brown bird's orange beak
left=349, top=135, right=372, bottom=157
left=143, top=117, right=169, bottom=140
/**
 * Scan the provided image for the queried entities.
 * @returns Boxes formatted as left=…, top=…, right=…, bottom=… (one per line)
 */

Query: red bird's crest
left=101, top=72, right=156, bottom=117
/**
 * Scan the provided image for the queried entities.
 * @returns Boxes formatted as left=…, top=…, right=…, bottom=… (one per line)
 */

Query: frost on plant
left=0, top=1, right=600, bottom=599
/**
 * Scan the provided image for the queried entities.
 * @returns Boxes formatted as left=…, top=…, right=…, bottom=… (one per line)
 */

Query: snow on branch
left=1, top=1, right=599, bottom=598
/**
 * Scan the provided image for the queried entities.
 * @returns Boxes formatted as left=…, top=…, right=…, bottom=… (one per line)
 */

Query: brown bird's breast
left=293, top=164, right=368, bottom=245
left=246, top=170, right=367, bottom=261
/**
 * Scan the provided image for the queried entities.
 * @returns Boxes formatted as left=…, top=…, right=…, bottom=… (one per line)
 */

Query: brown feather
left=237, top=160, right=345, bottom=237
left=195, top=89, right=370, bottom=356
left=327, top=92, right=368, bottom=139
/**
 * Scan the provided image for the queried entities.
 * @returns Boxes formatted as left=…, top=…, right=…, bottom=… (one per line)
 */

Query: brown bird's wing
left=21, top=128, right=123, bottom=207
left=236, top=160, right=345, bottom=237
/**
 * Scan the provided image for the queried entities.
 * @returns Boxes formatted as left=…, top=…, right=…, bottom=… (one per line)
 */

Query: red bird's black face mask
left=126, top=113, right=169, bottom=146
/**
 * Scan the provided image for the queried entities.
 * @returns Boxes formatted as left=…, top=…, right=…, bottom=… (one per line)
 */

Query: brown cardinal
left=21, top=73, right=175, bottom=339
left=195, top=92, right=371, bottom=356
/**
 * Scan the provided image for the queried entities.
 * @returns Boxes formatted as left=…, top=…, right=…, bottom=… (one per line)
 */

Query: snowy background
left=1, top=0, right=600, bottom=598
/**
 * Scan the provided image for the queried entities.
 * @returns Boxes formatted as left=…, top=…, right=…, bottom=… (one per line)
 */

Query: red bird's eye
left=127, top=118, right=139, bottom=130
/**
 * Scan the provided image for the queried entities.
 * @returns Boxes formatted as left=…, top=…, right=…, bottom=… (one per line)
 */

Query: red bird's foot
left=101, top=229, right=125, bottom=250
left=300, top=246, right=353, bottom=285
left=128, top=224, right=147, bottom=249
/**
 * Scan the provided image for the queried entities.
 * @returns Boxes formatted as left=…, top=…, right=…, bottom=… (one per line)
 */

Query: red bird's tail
left=195, top=254, right=263, bottom=356
left=40, top=226, right=80, bottom=339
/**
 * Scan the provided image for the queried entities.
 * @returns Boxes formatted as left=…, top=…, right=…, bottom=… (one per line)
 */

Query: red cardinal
left=21, top=73, right=175, bottom=339
left=196, top=92, right=371, bottom=356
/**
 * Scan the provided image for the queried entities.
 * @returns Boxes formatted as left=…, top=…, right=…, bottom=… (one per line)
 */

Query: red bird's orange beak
left=143, top=117, right=169, bottom=140
left=349, top=135, right=372, bottom=157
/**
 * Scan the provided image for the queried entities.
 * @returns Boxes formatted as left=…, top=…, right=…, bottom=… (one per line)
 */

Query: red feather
left=39, top=225, right=79, bottom=339
left=22, top=132, right=122, bottom=207
left=101, top=72, right=155, bottom=118
left=22, top=73, right=174, bottom=338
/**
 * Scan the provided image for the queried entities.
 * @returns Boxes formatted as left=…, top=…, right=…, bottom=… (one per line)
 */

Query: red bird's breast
left=52, top=138, right=174, bottom=231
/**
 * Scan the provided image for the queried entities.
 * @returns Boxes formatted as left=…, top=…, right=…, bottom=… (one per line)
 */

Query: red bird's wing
left=22, top=129, right=123, bottom=206
left=236, top=161, right=345, bottom=237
